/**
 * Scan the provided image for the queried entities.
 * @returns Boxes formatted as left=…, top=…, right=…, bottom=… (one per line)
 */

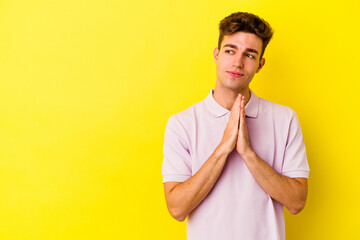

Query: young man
left=162, top=12, right=309, bottom=240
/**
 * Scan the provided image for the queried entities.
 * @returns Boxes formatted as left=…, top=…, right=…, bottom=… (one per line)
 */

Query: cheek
left=246, top=62, right=259, bottom=73
left=216, top=59, right=225, bottom=71
left=219, top=57, right=230, bottom=69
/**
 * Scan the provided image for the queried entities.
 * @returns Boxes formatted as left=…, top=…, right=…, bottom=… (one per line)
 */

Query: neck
left=213, top=86, right=251, bottom=110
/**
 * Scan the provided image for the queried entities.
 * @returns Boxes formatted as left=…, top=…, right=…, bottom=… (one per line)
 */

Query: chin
left=217, top=77, right=251, bottom=92
left=224, top=82, right=248, bottom=91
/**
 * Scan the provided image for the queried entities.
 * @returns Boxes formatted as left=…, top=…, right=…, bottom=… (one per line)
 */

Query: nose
left=233, top=55, right=244, bottom=68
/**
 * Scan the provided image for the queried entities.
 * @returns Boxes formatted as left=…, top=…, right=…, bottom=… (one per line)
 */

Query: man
left=162, top=12, right=309, bottom=240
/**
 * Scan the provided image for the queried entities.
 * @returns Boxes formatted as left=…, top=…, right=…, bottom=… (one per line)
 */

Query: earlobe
left=256, top=58, right=266, bottom=73
left=213, top=48, right=219, bottom=63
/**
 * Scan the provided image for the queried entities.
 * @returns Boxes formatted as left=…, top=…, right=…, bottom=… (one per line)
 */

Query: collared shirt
left=162, top=89, right=309, bottom=240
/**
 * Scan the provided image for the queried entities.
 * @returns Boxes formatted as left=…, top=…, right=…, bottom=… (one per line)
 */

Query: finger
left=239, top=96, right=246, bottom=126
left=229, top=94, right=241, bottom=122
left=237, top=95, right=244, bottom=124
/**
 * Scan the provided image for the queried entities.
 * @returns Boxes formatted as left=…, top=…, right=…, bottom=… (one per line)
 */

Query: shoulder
left=257, top=97, right=304, bottom=142
left=165, top=98, right=206, bottom=136
left=259, top=97, right=297, bottom=121
left=167, top=98, right=206, bottom=127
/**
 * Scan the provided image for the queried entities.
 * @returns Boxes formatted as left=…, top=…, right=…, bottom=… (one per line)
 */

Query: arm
left=163, top=95, right=242, bottom=222
left=240, top=151, right=307, bottom=214
left=164, top=145, right=229, bottom=221
left=236, top=97, right=308, bottom=215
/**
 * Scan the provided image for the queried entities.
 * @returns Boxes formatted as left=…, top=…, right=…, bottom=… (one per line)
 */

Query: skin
left=164, top=32, right=308, bottom=222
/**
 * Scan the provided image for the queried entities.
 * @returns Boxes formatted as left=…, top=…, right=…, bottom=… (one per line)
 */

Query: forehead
left=221, top=32, right=263, bottom=52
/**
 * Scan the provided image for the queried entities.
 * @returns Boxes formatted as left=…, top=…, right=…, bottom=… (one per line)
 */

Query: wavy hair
left=218, top=12, right=274, bottom=59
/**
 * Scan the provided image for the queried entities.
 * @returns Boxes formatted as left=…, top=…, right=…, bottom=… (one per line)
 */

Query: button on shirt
left=162, top=89, right=309, bottom=240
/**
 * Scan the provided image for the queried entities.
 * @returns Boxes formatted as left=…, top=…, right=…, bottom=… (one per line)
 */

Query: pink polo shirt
left=162, top=89, right=309, bottom=240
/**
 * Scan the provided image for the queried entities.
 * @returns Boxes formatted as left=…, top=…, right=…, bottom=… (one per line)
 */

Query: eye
left=225, top=50, right=234, bottom=54
left=246, top=54, right=255, bottom=59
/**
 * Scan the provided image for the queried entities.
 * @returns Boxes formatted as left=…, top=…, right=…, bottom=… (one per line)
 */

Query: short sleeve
left=281, top=112, right=310, bottom=178
left=162, top=115, right=192, bottom=183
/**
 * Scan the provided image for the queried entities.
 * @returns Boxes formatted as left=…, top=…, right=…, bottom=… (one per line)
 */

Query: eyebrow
left=223, top=44, right=259, bottom=55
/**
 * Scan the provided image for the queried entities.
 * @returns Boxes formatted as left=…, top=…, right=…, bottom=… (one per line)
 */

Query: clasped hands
left=219, top=94, right=253, bottom=158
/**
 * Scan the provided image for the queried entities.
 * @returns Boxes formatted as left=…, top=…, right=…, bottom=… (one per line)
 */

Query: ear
left=213, top=48, right=219, bottom=64
left=256, top=58, right=265, bottom=73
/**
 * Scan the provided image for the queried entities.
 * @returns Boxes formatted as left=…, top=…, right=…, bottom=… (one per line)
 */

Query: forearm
left=164, top=145, right=229, bottom=221
left=242, top=150, right=308, bottom=214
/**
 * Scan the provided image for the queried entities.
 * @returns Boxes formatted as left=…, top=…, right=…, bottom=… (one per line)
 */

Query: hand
left=236, top=95, right=253, bottom=157
left=218, top=94, right=241, bottom=154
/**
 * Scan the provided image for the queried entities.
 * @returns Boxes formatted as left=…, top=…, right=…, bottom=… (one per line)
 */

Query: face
left=213, top=31, right=265, bottom=92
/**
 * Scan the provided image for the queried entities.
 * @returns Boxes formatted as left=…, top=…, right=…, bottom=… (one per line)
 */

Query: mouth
left=227, top=71, right=244, bottom=78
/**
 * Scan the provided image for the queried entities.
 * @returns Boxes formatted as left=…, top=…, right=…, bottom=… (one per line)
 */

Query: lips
left=227, top=71, right=244, bottom=77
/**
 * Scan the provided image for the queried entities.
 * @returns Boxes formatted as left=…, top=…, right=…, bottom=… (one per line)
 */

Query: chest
left=189, top=114, right=285, bottom=175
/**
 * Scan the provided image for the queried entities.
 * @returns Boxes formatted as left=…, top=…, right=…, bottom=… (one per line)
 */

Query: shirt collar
left=205, top=89, right=259, bottom=118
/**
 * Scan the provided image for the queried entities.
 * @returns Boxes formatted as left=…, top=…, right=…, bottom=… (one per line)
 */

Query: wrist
left=215, top=143, right=232, bottom=158
left=241, top=148, right=256, bottom=161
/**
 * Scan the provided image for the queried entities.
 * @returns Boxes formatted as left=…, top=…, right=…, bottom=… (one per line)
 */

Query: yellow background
left=0, top=0, right=359, bottom=239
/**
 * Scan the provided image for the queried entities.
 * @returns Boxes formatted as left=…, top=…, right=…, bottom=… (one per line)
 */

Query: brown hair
left=218, top=12, right=273, bottom=59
